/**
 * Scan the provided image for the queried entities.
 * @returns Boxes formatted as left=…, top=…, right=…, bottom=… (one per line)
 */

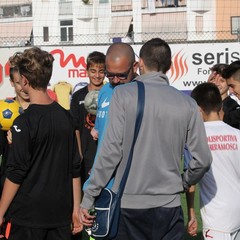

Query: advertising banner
left=0, top=42, right=239, bottom=99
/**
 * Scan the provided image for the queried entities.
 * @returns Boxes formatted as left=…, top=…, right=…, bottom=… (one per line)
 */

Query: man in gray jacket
left=80, top=38, right=212, bottom=240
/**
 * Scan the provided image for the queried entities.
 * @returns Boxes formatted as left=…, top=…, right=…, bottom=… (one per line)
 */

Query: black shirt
left=223, top=96, right=240, bottom=129
left=6, top=102, right=81, bottom=228
left=70, top=86, right=97, bottom=183
left=0, top=130, right=8, bottom=192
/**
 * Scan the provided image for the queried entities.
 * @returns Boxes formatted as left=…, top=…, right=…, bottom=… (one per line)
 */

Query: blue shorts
left=112, top=206, right=184, bottom=240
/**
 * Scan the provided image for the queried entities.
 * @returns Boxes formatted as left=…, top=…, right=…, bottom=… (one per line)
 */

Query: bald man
left=81, top=43, right=138, bottom=237
left=91, top=43, right=138, bottom=143
left=80, top=38, right=211, bottom=240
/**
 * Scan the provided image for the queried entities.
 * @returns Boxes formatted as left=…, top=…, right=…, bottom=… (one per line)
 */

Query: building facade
left=0, top=0, right=239, bottom=47
left=0, top=0, right=32, bottom=46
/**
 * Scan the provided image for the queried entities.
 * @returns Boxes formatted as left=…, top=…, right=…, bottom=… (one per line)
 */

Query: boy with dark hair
left=0, top=47, right=82, bottom=240
left=191, top=82, right=240, bottom=240
left=223, top=60, right=240, bottom=103
left=222, top=60, right=240, bottom=85
left=70, top=51, right=105, bottom=240
left=192, top=82, right=222, bottom=114
left=208, top=63, right=240, bottom=129
left=70, top=51, right=105, bottom=187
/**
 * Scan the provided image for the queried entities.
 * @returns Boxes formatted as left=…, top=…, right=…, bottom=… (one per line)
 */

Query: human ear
left=138, top=58, right=145, bottom=74
left=9, top=79, right=14, bottom=87
left=21, top=75, right=28, bottom=86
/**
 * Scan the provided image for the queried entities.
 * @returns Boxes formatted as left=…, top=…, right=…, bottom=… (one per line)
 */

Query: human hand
left=6, top=130, right=12, bottom=144
left=90, top=128, right=98, bottom=141
left=208, top=71, right=217, bottom=83
left=187, top=217, right=198, bottom=237
left=79, top=208, right=95, bottom=227
left=72, top=209, right=83, bottom=235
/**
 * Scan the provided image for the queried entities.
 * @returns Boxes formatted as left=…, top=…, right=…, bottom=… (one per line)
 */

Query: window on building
left=195, top=16, right=203, bottom=33
left=43, top=27, right=49, bottom=42
left=231, top=16, right=240, bottom=35
left=111, top=0, right=132, bottom=12
left=141, top=0, right=147, bottom=8
left=0, top=4, right=32, bottom=18
left=60, top=20, right=73, bottom=42
left=99, top=0, right=109, bottom=3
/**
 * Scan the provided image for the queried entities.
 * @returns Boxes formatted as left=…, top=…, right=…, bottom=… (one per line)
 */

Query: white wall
left=33, top=0, right=59, bottom=45
left=187, top=0, right=216, bottom=41
left=1, top=42, right=240, bottom=99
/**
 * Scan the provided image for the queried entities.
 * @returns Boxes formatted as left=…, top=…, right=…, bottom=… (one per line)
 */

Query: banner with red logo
left=0, top=42, right=239, bottom=99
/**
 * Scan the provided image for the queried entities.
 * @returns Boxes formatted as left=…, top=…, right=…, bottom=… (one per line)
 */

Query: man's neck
left=88, top=83, right=103, bottom=91
left=29, top=89, right=53, bottom=105
left=221, top=92, right=228, bottom=101
left=16, top=96, right=30, bottom=110
left=203, top=112, right=221, bottom=122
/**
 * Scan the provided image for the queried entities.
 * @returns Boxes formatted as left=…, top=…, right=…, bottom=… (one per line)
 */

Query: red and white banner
left=0, top=42, right=239, bottom=99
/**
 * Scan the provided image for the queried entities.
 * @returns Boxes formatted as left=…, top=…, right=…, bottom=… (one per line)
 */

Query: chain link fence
left=1, top=0, right=239, bottom=47
left=0, top=30, right=239, bottom=48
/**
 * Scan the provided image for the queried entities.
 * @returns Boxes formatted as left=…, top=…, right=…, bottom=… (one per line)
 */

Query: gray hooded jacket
left=81, top=72, right=212, bottom=209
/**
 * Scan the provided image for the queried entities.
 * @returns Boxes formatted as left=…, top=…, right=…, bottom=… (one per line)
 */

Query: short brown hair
left=16, top=47, right=54, bottom=90
left=86, top=51, right=105, bottom=70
